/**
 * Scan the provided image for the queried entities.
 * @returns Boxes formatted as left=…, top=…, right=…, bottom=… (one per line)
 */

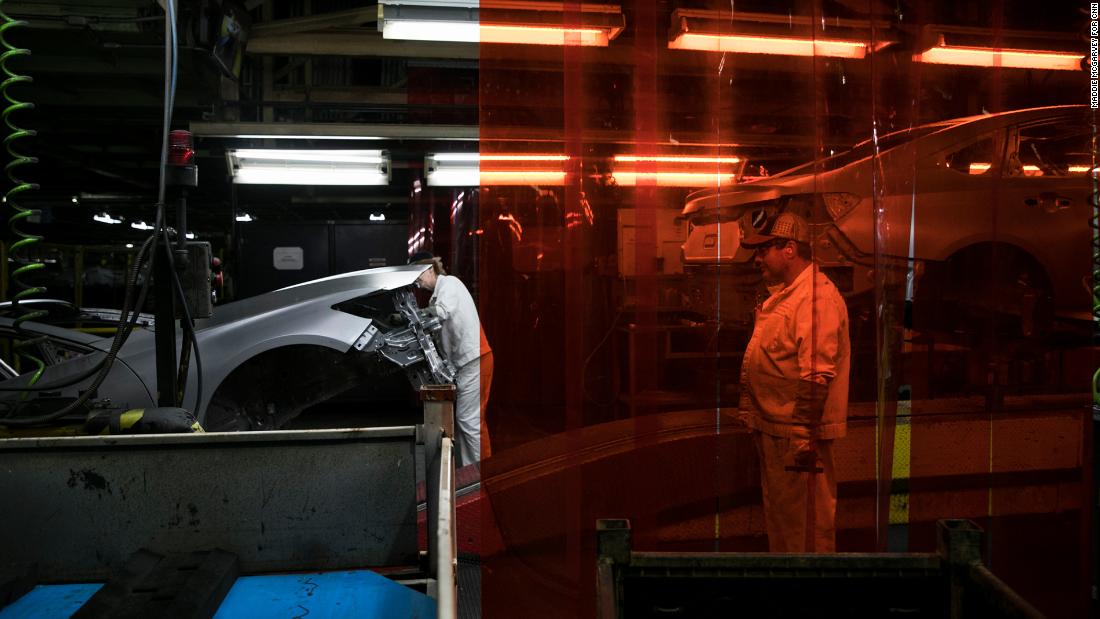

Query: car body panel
left=681, top=105, right=1090, bottom=315
left=0, top=264, right=440, bottom=426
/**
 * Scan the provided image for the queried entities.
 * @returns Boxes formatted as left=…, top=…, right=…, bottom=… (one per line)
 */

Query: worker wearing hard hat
left=738, top=212, right=851, bottom=552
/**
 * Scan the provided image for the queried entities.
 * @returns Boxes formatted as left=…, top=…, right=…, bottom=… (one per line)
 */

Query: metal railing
left=436, top=435, right=457, bottom=619
left=596, top=518, right=1044, bottom=619
left=420, top=383, right=458, bottom=619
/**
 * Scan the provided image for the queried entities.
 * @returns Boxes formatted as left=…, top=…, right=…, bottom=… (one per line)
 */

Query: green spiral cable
left=0, top=4, right=45, bottom=387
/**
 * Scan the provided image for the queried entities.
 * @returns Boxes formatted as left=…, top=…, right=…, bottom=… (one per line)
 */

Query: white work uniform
left=429, top=274, right=492, bottom=467
left=738, top=265, right=850, bottom=552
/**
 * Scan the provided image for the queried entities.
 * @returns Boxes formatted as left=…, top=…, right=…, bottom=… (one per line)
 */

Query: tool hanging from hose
left=0, top=3, right=46, bottom=386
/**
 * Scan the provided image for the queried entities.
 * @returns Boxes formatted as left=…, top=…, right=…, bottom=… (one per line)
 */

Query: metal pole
left=596, top=519, right=631, bottom=619
left=153, top=240, right=177, bottom=406
left=420, top=384, right=455, bottom=586
left=436, top=436, right=457, bottom=619
left=937, top=519, right=983, bottom=619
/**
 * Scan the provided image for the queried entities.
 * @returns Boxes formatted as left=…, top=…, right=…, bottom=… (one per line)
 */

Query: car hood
left=681, top=175, right=817, bottom=217
left=196, top=264, right=430, bottom=328
left=103, top=264, right=433, bottom=364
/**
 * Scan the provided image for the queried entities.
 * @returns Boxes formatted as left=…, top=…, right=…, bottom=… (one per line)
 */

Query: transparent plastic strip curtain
left=471, top=1, right=1092, bottom=617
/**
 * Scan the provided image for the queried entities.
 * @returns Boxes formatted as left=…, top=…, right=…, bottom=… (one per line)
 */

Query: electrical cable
left=0, top=3, right=46, bottom=386
left=160, top=226, right=203, bottom=420
left=144, top=0, right=205, bottom=417
left=0, top=209, right=161, bottom=417
left=0, top=233, right=156, bottom=392
left=0, top=0, right=179, bottom=425
left=155, top=0, right=205, bottom=417
left=0, top=215, right=163, bottom=424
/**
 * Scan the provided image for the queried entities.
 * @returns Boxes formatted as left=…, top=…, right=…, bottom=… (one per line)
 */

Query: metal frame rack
left=0, top=386, right=459, bottom=618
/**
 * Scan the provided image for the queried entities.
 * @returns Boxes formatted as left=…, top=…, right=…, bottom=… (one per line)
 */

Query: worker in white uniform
left=411, top=252, right=493, bottom=467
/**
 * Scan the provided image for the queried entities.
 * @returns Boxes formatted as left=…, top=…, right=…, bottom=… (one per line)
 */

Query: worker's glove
left=792, top=439, right=819, bottom=467
left=793, top=378, right=828, bottom=427
left=787, top=438, right=824, bottom=473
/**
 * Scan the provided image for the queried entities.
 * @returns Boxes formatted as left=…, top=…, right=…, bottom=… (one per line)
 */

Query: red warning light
left=168, top=130, right=195, bottom=167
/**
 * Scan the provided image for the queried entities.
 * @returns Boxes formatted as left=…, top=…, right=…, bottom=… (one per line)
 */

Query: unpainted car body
left=0, top=264, right=452, bottom=431
left=681, top=105, right=1091, bottom=333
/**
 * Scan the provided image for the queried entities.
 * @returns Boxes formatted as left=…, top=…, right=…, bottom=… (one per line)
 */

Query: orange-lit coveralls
left=738, top=265, right=850, bottom=552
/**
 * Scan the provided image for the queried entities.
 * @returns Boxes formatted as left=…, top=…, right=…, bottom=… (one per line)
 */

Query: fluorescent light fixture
left=235, top=212, right=255, bottom=222
left=93, top=212, right=123, bottom=225
left=915, top=36, right=1082, bottom=70
left=227, top=149, right=390, bottom=185
left=668, top=9, right=893, bottom=58
left=914, top=27, right=1082, bottom=70
left=384, top=21, right=611, bottom=45
left=613, top=155, right=742, bottom=164
left=611, top=153, right=746, bottom=187
left=185, top=232, right=196, bottom=239
left=125, top=243, right=134, bottom=249
left=672, top=33, right=870, bottom=58
left=426, top=153, right=570, bottom=186
left=379, top=1, right=624, bottom=47
left=611, top=172, right=740, bottom=187
left=369, top=213, right=386, bottom=221
left=131, top=221, right=154, bottom=231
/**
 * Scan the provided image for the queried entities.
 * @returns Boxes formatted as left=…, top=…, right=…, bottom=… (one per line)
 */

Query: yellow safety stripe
left=889, top=401, right=912, bottom=526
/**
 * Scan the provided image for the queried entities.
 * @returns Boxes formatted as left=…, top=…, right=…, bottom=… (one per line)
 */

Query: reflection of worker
left=738, top=212, right=850, bottom=553
left=411, top=252, right=493, bottom=467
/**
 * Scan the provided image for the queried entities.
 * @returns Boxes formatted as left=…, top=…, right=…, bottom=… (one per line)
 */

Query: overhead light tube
left=426, top=153, right=570, bottom=186
left=379, top=1, right=624, bottom=47
left=667, top=9, right=893, bottom=58
left=915, top=38, right=1083, bottom=70
left=611, top=153, right=745, bottom=187
left=227, top=149, right=390, bottom=186
left=670, top=33, right=871, bottom=58
left=912, top=27, right=1083, bottom=71
left=93, top=212, right=123, bottom=225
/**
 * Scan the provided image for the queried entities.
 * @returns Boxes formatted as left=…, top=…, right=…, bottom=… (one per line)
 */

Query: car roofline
left=684, top=105, right=1088, bottom=214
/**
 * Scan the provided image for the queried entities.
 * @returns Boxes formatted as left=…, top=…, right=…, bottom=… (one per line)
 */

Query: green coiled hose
left=0, top=5, right=45, bottom=386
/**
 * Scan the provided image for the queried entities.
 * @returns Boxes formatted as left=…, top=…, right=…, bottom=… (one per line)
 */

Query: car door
left=903, top=125, right=1010, bottom=264
left=996, top=115, right=1093, bottom=317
